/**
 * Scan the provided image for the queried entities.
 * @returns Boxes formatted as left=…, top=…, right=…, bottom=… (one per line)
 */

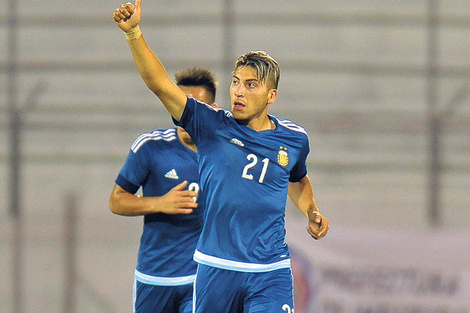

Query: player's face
left=230, top=66, right=277, bottom=126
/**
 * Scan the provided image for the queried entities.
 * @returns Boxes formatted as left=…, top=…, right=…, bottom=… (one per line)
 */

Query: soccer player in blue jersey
left=113, top=1, right=329, bottom=312
left=109, top=67, right=218, bottom=313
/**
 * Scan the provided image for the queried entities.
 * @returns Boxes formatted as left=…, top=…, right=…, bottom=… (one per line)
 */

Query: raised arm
left=288, top=175, right=329, bottom=240
left=113, top=0, right=187, bottom=121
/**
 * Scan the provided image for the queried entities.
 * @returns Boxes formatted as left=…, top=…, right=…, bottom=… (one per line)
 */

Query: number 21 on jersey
left=241, top=153, right=269, bottom=184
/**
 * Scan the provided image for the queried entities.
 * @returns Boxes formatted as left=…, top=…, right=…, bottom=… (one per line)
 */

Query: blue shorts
left=194, top=264, right=295, bottom=313
left=133, top=280, right=193, bottom=313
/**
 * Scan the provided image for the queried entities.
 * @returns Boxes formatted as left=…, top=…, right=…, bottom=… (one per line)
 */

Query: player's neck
left=242, top=115, right=275, bottom=132
left=177, top=128, right=197, bottom=152
left=182, top=140, right=197, bottom=152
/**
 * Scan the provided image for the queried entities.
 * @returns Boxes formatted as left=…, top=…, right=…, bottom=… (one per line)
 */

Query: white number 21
left=241, top=153, right=270, bottom=184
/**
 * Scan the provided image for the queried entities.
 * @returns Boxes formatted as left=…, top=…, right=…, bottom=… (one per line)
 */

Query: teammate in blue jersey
left=113, top=1, right=329, bottom=312
left=109, top=67, right=218, bottom=313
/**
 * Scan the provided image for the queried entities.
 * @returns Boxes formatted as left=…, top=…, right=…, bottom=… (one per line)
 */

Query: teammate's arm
left=288, top=175, right=329, bottom=240
left=113, top=0, right=187, bottom=121
left=109, top=181, right=198, bottom=216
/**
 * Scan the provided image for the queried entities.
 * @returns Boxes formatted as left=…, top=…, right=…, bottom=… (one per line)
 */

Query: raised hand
left=112, top=0, right=142, bottom=32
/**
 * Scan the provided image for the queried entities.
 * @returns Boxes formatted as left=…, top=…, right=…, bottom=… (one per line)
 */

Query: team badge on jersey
left=277, top=146, right=289, bottom=167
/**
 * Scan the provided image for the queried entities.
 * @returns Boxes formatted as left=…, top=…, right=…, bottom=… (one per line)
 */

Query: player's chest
left=201, top=130, right=301, bottom=177
left=150, top=148, right=198, bottom=179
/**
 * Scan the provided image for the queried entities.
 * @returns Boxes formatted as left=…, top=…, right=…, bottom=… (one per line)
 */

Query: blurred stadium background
left=1, top=0, right=469, bottom=312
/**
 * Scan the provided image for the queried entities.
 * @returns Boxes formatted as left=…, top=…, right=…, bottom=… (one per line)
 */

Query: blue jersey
left=115, top=127, right=202, bottom=285
left=176, top=98, right=310, bottom=272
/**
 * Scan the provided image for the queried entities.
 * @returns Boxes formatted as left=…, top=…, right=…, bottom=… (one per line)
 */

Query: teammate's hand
left=113, top=0, right=142, bottom=32
left=156, top=181, right=199, bottom=215
left=306, top=210, right=329, bottom=240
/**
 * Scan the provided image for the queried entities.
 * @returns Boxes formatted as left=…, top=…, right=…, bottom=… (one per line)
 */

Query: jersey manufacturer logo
left=164, top=169, right=179, bottom=180
left=277, top=146, right=289, bottom=167
left=230, top=138, right=245, bottom=147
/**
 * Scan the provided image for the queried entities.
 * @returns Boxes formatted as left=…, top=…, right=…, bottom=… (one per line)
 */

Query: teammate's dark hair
left=175, top=67, right=217, bottom=104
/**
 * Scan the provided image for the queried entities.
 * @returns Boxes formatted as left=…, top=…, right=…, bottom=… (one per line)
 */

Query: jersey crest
left=277, top=146, right=289, bottom=167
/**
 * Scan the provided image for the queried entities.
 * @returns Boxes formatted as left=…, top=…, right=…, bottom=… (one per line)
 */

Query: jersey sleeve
left=174, top=97, right=221, bottom=142
left=115, top=140, right=151, bottom=194
left=289, top=134, right=310, bottom=183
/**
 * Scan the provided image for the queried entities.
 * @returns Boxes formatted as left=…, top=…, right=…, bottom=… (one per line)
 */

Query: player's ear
left=211, top=102, right=218, bottom=108
left=267, top=89, right=277, bottom=104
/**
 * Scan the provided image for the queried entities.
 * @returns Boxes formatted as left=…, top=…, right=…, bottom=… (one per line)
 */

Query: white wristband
left=125, top=25, right=142, bottom=41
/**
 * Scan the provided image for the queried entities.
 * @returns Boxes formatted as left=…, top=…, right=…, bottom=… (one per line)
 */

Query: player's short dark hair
left=175, top=67, right=217, bottom=103
left=234, top=51, right=280, bottom=90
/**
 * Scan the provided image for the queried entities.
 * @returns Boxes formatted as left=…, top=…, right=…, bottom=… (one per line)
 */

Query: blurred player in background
left=113, top=1, right=329, bottom=312
left=109, top=67, right=218, bottom=313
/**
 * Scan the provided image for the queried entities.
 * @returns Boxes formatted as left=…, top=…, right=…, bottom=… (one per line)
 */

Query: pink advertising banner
left=286, top=217, right=470, bottom=313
